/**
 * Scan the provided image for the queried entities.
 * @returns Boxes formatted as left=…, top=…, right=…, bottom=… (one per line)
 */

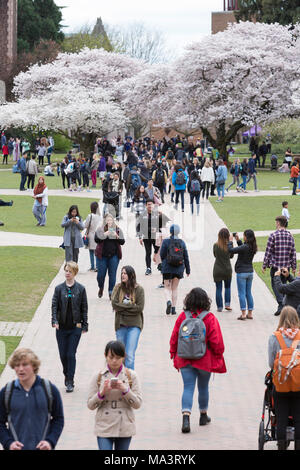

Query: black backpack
left=167, top=239, right=184, bottom=267
left=4, top=379, right=53, bottom=442
left=154, top=169, right=165, bottom=186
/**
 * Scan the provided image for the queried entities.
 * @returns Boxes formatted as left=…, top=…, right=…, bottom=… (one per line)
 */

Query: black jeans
left=201, top=181, right=211, bottom=199
left=175, top=189, right=185, bottom=210
left=56, top=327, right=82, bottom=381
left=27, top=174, right=35, bottom=189
left=143, top=239, right=158, bottom=269
left=270, top=267, right=288, bottom=312
left=273, top=390, right=300, bottom=441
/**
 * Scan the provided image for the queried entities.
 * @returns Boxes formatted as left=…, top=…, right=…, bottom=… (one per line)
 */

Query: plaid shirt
left=263, top=229, right=297, bottom=271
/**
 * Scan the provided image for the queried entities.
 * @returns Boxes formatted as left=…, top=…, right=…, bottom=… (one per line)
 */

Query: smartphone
left=233, top=232, right=237, bottom=237
left=110, top=378, right=118, bottom=387
left=109, top=227, right=114, bottom=232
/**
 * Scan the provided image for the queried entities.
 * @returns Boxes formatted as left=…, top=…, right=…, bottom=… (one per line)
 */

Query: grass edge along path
left=0, top=337, right=22, bottom=375
left=0, top=246, right=64, bottom=322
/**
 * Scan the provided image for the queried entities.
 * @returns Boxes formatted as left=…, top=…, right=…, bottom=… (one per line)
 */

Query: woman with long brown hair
left=213, top=228, right=233, bottom=312
left=228, top=229, right=257, bottom=320
left=111, top=266, right=145, bottom=370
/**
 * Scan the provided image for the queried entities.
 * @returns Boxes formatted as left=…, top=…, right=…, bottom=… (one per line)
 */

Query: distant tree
left=236, top=0, right=300, bottom=25
left=62, top=19, right=113, bottom=53
left=18, top=0, right=64, bottom=53
left=106, top=22, right=173, bottom=64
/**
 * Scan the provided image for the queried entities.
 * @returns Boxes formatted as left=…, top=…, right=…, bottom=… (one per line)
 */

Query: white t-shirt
left=282, top=208, right=290, bottom=220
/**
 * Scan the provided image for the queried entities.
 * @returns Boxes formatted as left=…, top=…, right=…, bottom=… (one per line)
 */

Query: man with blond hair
left=0, top=348, right=64, bottom=450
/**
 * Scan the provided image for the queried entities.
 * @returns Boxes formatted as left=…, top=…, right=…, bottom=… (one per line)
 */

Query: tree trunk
left=201, top=119, right=244, bottom=158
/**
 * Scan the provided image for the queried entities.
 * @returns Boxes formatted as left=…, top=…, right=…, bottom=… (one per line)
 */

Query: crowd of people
left=0, top=133, right=300, bottom=451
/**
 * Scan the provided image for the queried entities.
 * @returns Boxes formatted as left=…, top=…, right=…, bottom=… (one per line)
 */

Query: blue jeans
left=190, top=193, right=200, bottom=214
left=217, top=183, right=225, bottom=199
left=116, top=326, right=141, bottom=370
left=180, top=366, right=211, bottom=413
left=89, top=249, right=95, bottom=270
left=239, top=175, right=247, bottom=190
left=96, top=255, right=119, bottom=294
left=215, top=279, right=231, bottom=309
left=20, top=171, right=27, bottom=190
left=97, top=437, right=131, bottom=450
left=236, top=272, right=254, bottom=311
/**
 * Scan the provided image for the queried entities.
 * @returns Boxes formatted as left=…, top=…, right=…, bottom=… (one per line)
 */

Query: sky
left=55, top=0, right=223, bottom=55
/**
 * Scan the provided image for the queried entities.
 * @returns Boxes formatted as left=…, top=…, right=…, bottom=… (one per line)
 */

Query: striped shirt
left=263, top=229, right=297, bottom=271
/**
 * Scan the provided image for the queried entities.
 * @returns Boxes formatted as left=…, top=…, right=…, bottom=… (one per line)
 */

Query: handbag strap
left=86, top=214, right=93, bottom=235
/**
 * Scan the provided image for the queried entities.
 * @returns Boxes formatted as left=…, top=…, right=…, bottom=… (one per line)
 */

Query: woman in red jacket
left=170, top=287, right=226, bottom=433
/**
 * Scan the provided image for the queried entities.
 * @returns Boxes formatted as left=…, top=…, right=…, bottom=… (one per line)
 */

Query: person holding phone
left=94, top=214, right=125, bottom=299
left=228, top=230, right=257, bottom=320
left=87, top=340, right=142, bottom=450
left=111, top=266, right=145, bottom=370
left=61, top=205, right=85, bottom=263
left=273, top=267, right=300, bottom=314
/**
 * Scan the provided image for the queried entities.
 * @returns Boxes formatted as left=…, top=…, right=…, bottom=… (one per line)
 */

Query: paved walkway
left=0, top=194, right=280, bottom=450
left=1, top=187, right=299, bottom=199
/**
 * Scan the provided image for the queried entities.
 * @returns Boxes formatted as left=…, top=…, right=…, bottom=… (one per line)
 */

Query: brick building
left=0, top=0, right=18, bottom=101
left=212, top=0, right=238, bottom=34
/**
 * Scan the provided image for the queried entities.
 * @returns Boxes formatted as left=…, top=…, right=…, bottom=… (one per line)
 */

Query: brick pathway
left=0, top=195, right=280, bottom=450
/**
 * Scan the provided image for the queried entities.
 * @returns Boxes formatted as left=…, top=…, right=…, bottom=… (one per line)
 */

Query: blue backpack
left=131, top=173, right=141, bottom=191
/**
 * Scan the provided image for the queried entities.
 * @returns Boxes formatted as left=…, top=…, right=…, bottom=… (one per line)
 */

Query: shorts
left=99, top=171, right=105, bottom=178
left=163, top=272, right=183, bottom=281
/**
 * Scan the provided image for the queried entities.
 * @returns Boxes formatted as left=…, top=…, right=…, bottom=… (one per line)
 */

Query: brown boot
left=98, top=287, right=103, bottom=298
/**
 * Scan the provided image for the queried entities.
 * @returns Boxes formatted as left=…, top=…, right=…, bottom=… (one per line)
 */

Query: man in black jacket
left=136, top=200, right=169, bottom=275
left=273, top=267, right=300, bottom=316
left=51, top=261, right=88, bottom=392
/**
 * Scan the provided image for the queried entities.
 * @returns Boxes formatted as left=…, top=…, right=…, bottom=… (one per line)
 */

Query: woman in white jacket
left=200, top=160, right=215, bottom=200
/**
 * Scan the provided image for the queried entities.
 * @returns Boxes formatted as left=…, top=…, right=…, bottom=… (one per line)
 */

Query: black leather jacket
left=51, top=281, right=88, bottom=331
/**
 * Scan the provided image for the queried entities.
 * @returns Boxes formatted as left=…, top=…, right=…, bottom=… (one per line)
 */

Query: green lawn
left=0, top=336, right=22, bottom=375
left=257, top=234, right=300, bottom=252
left=225, top=170, right=293, bottom=191
left=0, top=166, right=66, bottom=190
left=253, top=262, right=273, bottom=297
left=211, top=196, right=300, bottom=232
left=0, top=195, right=97, bottom=236
left=0, top=152, right=66, bottom=170
left=0, top=246, right=64, bottom=322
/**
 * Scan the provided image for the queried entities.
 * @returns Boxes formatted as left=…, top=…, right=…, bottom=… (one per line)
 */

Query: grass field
left=253, top=262, right=273, bottom=297
left=211, top=196, right=300, bottom=232
left=0, top=195, right=98, bottom=236
left=256, top=234, right=300, bottom=252
left=0, top=337, right=22, bottom=375
left=0, top=246, right=64, bottom=322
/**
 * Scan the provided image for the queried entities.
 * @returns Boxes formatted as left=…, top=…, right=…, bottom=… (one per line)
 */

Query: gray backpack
left=177, top=310, right=209, bottom=359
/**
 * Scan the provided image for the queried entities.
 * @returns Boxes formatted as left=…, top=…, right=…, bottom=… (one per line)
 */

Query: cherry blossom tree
left=0, top=48, right=145, bottom=153
left=124, top=21, right=300, bottom=155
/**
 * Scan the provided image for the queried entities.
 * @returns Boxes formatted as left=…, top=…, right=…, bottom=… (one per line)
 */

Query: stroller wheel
left=258, top=420, right=265, bottom=450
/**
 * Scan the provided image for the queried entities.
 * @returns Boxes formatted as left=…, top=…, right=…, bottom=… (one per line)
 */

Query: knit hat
left=170, top=224, right=180, bottom=236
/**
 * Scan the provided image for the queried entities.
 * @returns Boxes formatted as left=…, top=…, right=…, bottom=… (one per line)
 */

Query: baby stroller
left=258, top=370, right=295, bottom=450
